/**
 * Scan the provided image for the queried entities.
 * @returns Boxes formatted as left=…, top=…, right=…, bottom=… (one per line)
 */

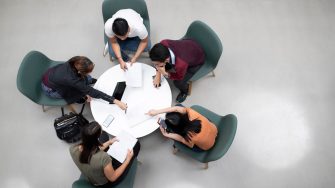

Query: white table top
left=91, top=63, right=172, bottom=138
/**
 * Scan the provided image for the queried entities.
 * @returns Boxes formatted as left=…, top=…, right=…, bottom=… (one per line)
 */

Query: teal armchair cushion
left=72, top=159, right=138, bottom=188
left=16, top=51, right=67, bottom=106
left=174, top=105, right=237, bottom=163
left=182, top=21, right=223, bottom=82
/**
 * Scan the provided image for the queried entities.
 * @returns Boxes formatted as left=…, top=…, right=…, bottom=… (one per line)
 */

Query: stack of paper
left=125, top=63, right=142, bottom=87
left=107, top=131, right=137, bottom=163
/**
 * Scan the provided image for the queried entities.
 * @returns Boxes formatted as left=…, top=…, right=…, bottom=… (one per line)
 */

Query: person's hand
left=85, top=95, right=92, bottom=102
left=126, top=149, right=134, bottom=161
left=153, top=76, right=161, bottom=88
left=114, top=100, right=128, bottom=110
left=156, top=65, right=169, bottom=77
left=146, top=109, right=158, bottom=116
left=160, top=126, right=169, bottom=137
left=109, top=137, right=119, bottom=145
left=120, top=61, right=128, bottom=71
left=130, top=57, right=136, bottom=66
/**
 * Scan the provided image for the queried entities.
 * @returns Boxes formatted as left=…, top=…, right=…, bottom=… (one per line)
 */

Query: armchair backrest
left=102, top=0, right=150, bottom=33
left=190, top=105, right=237, bottom=162
left=183, top=21, right=222, bottom=76
left=206, top=114, right=237, bottom=162
left=17, top=51, right=52, bottom=104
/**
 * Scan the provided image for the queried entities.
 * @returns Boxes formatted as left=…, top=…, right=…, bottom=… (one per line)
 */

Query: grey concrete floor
left=1, top=0, right=335, bottom=187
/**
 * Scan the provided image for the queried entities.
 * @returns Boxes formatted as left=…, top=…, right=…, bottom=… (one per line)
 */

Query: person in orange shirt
left=146, top=106, right=218, bottom=151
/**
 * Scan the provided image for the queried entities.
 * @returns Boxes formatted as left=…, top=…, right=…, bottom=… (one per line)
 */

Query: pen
left=125, top=103, right=127, bottom=114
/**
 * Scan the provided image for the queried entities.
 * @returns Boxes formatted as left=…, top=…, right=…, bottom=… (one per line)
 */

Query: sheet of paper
left=107, top=131, right=137, bottom=163
left=125, top=63, right=142, bottom=87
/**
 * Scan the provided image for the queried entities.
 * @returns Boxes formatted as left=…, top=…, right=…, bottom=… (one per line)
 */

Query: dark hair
left=112, top=18, right=129, bottom=36
left=68, top=56, right=95, bottom=76
left=165, top=112, right=201, bottom=142
left=79, top=121, right=102, bottom=164
left=149, top=43, right=170, bottom=62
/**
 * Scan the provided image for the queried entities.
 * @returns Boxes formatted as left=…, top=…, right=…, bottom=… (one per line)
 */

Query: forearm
left=155, top=71, right=161, bottom=80
left=155, top=106, right=185, bottom=115
left=166, top=133, right=193, bottom=147
left=110, top=38, right=124, bottom=63
left=132, top=38, right=148, bottom=60
left=100, top=141, right=111, bottom=151
left=154, top=107, right=176, bottom=115
left=111, top=158, right=131, bottom=181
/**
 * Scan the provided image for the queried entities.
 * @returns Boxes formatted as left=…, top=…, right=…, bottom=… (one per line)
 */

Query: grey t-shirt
left=70, top=145, right=112, bottom=186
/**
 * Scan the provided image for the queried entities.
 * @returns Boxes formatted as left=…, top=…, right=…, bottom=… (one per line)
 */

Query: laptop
left=112, top=81, right=126, bottom=100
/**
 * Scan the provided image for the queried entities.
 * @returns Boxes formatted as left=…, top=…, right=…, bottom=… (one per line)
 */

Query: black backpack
left=54, top=104, right=88, bottom=143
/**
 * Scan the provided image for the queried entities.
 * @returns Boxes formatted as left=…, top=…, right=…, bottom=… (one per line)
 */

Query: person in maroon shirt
left=149, top=39, right=205, bottom=103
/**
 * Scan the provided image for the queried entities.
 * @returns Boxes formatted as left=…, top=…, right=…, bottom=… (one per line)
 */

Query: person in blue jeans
left=41, top=56, right=127, bottom=110
left=104, top=9, right=151, bottom=71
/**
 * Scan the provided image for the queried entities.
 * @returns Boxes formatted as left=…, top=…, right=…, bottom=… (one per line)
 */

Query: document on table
left=125, top=63, right=142, bottom=87
left=107, top=131, right=137, bottom=163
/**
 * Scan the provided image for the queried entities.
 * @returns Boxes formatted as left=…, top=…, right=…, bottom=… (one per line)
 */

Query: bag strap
left=79, top=103, right=86, bottom=115
left=60, top=103, right=85, bottom=116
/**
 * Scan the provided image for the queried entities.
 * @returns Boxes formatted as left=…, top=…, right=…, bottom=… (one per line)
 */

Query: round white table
left=91, top=63, right=172, bottom=138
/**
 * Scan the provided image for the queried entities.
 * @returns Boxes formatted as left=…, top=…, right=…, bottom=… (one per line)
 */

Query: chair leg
left=103, top=43, right=108, bottom=57
left=173, top=145, right=179, bottom=154
left=42, top=105, right=46, bottom=112
left=211, top=71, right=215, bottom=77
left=204, top=162, right=208, bottom=169
left=187, top=81, right=192, bottom=96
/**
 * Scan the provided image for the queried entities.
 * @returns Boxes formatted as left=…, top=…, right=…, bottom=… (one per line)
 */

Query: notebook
left=112, top=81, right=126, bottom=100
left=107, top=131, right=137, bottom=163
left=125, top=63, right=142, bottom=87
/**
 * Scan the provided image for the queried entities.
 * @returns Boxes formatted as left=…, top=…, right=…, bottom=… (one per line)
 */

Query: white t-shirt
left=104, top=9, right=148, bottom=40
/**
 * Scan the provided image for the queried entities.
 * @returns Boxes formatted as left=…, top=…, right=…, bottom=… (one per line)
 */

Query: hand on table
left=120, top=61, right=128, bottom=71
left=114, top=100, right=128, bottom=110
left=146, top=109, right=158, bottom=116
left=153, top=76, right=161, bottom=88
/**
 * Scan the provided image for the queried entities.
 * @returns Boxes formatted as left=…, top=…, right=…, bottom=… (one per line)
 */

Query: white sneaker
left=103, top=43, right=109, bottom=57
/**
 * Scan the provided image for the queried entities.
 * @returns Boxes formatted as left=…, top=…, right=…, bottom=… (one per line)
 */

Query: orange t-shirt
left=186, top=108, right=218, bottom=150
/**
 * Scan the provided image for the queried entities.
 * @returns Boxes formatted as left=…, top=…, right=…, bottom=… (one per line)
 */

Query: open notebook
left=107, top=131, right=137, bottom=163
left=125, top=63, right=142, bottom=87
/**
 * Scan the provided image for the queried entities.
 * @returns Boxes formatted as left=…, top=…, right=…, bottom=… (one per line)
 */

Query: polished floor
left=1, top=0, right=335, bottom=187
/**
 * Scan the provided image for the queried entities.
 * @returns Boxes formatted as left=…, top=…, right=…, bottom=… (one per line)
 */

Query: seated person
left=147, top=106, right=217, bottom=151
left=70, top=121, right=141, bottom=187
left=41, top=56, right=127, bottom=110
left=104, top=9, right=150, bottom=71
left=149, top=39, right=205, bottom=103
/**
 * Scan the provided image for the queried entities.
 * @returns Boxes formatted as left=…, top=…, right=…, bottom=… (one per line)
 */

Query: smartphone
left=152, top=75, right=161, bottom=87
left=102, top=114, right=115, bottom=128
left=157, top=118, right=167, bottom=129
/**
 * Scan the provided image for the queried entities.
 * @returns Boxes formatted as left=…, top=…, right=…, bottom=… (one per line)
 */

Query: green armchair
left=182, top=21, right=223, bottom=95
left=173, top=105, right=237, bottom=169
left=72, top=159, right=138, bottom=188
left=16, top=51, right=67, bottom=112
left=102, top=0, right=150, bottom=58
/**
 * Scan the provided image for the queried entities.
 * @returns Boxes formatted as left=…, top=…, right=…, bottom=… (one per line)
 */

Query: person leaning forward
left=104, top=9, right=150, bottom=71
left=149, top=39, right=205, bottom=103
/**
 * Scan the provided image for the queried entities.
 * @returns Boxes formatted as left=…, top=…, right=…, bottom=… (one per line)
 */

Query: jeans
left=108, top=37, right=151, bottom=59
left=41, top=83, right=62, bottom=98
left=173, top=65, right=202, bottom=94
left=41, top=75, right=92, bottom=100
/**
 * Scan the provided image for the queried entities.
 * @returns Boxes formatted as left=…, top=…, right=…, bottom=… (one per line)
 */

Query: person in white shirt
left=104, top=9, right=150, bottom=71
